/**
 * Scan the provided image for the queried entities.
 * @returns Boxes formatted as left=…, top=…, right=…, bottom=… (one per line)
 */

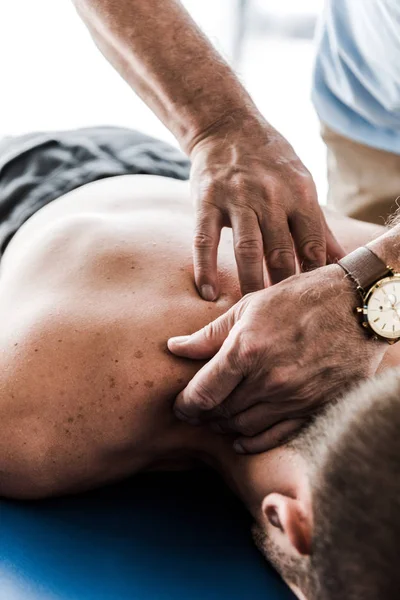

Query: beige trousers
left=321, top=124, right=400, bottom=225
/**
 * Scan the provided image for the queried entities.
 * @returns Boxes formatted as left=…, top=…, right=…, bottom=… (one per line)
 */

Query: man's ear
left=262, top=492, right=312, bottom=557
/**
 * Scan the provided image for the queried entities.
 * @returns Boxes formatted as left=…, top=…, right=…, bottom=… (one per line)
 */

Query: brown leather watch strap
left=338, top=247, right=391, bottom=294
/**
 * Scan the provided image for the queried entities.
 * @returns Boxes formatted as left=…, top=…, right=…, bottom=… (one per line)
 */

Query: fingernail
left=174, top=409, right=201, bottom=426
left=201, top=285, right=216, bottom=302
left=168, top=335, right=190, bottom=346
left=233, top=441, right=245, bottom=454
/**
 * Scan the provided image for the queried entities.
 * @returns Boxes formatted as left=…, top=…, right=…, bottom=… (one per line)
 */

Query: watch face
left=366, top=277, right=400, bottom=339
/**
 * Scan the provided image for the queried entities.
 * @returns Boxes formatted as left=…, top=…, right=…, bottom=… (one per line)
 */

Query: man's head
left=255, top=368, right=400, bottom=599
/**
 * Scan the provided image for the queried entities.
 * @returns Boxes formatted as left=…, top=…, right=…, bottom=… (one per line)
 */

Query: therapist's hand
left=189, top=114, right=344, bottom=300
left=73, top=0, right=342, bottom=299
left=168, top=264, right=386, bottom=453
left=73, top=0, right=342, bottom=300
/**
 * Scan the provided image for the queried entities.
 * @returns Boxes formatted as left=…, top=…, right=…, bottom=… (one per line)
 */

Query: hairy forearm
left=369, top=213, right=400, bottom=370
left=367, top=214, right=400, bottom=271
left=323, top=206, right=400, bottom=272
left=72, top=0, right=261, bottom=153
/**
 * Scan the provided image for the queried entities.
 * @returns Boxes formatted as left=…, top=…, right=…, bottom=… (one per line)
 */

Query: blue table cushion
left=0, top=470, right=295, bottom=600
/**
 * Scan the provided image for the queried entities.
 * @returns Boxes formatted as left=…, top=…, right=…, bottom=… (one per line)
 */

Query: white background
left=0, top=0, right=327, bottom=200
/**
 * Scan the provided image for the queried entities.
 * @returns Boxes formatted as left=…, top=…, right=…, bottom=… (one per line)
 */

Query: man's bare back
left=0, top=174, right=393, bottom=499
left=0, top=175, right=242, bottom=497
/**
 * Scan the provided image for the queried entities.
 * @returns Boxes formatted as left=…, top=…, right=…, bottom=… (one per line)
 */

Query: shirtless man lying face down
left=2, top=174, right=400, bottom=599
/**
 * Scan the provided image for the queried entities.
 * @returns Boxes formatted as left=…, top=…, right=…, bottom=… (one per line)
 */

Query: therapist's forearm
left=368, top=221, right=400, bottom=271
left=72, top=0, right=261, bottom=153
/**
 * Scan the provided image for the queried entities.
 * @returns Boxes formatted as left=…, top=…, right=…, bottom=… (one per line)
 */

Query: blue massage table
left=0, top=470, right=295, bottom=600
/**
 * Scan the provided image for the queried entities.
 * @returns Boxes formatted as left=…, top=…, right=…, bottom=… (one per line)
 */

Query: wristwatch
left=338, top=246, right=400, bottom=344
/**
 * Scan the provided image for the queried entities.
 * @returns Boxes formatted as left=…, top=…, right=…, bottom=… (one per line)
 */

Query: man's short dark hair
left=258, top=368, right=400, bottom=599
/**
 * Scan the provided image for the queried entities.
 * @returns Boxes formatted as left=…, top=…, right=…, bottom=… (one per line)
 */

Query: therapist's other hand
left=168, top=265, right=386, bottom=453
left=189, top=113, right=344, bottom=301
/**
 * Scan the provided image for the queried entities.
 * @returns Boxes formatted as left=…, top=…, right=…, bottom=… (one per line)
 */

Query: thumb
left=168, top=306, right=237, bottom=360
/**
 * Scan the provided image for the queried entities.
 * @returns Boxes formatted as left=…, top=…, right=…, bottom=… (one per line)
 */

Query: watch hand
left=381, top=288, right=392, bottom=305
left=381, top=288, right=397, bottom=307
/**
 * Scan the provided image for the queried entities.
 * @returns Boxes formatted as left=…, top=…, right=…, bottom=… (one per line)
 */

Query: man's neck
left=192, top=434, right=304, bottom=520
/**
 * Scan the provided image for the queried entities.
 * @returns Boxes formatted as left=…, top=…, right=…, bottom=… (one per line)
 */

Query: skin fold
left=0, top=175, right=396, bottom=505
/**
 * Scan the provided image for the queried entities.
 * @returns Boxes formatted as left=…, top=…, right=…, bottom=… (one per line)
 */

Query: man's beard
left=251, top=522, right=313, bottom=595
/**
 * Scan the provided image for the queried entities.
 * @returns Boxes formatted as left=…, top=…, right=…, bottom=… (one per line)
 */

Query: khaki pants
left=321, top=124, right=400, bottom=225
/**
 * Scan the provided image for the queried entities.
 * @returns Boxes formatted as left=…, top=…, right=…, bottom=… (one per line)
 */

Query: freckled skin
left=0, top=175, right=395, bottom=500
left=0, top=176, right=240, bottom=498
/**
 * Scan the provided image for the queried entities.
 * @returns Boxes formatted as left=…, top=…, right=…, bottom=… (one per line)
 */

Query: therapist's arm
left=73, top=0, right=253, bottom=153
left=72, top=0, right=343, bottom=298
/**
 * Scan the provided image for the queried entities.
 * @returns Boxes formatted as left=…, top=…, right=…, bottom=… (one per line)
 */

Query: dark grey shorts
left=0, top=126, right=190, bottom=258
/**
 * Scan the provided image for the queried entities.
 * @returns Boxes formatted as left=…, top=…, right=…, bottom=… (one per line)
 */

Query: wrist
left=333, top=259, right=390, bottom=348
left=184, top=105, right=266, bottom=157
left=327, top=262, right=375, bottom=331
left=328, top=263, right=362, bottom=306
left=367, top=224, right=400, bottom=272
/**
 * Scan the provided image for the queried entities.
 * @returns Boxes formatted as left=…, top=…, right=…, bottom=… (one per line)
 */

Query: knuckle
left=301, top=236, right=325, bottom=251
left=235, top=237, right=263, bottom=262
left=297, top=168, right=314, bottom=185
left=233, top=414, right=257, bottom=436
left=268, top=366, right=291, bottom=390
left=193, top=231, right=215, bottom=251
left=235, top=330, right=261, bottom=365
left=201, top=321, right=220, bottom=343
left=290, top=174, right=317, bottom=207
left=301, top=173, right=317, bottom=197
left=223, top=178, right=251, bottom=207
left=227, top=171, right=250, bottom=193
left=198, top=182, right=224, bottom=207
left=235, top=437, right=257, bottom=454
left=201, top=322, right=214, bottom=340
left=264, top=175, right=282, bottom=198
left=191, top=382, right=217, bottom=412
left=230, top=295, right=256, bottom=322
left=300, top=237, right=326, bottom=262
left=229, top=172, right=245, bottom=189
left=241, top=292, right=257, bottom=304
left=292, top=166, right=314, bottom=189
left=212, top=403, right=231, bottom=420
left=267, top=247, right=295, bottom=270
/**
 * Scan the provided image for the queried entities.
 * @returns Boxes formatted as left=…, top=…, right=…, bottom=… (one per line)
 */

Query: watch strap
left=338, top=247, right=391, bottom=295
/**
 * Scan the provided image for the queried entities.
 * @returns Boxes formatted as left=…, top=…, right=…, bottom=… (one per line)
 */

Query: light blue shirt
left=312, top=0, right=400, bottom=154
